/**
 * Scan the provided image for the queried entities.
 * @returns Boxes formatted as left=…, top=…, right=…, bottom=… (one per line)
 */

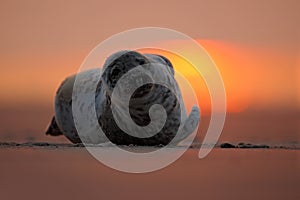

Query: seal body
left=46, top=51, right=200, bottom=145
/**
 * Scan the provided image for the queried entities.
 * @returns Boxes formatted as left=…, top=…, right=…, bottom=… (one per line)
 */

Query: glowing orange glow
left=138, top=48, right=211, bottom=115
left=139, top=39, right=298, bottom=114
left=0, top=39, right=297, bottom=115
left=138, top=41, right=253, bottom=114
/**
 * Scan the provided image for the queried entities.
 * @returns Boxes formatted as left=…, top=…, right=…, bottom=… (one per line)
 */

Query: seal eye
left=137, top=59, right=145, bottom=65
left=111, top=67, right=121, bottom=79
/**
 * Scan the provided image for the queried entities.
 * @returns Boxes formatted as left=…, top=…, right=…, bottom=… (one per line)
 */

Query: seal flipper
left=46, top=116, right=63, bottom=136
left=171, top=106, right=200, bottom=144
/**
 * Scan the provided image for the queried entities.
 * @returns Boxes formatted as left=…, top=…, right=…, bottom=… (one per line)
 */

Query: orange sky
left=139, top=39, right=299, bottom=114
left=0, top=0, right=299, bottom=143
left=0, top=39, right=298, bottom=114
left=0, top=0, right=298, bottom=112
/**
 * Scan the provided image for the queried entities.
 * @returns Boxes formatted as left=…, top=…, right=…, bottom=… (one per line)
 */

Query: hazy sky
left=0, top=0, right=299, bottom=106
left=0, top=0, right=299, bottom=143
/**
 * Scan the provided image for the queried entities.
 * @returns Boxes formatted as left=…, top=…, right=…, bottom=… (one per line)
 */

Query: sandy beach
left=0, top=144, right=299, bottom=200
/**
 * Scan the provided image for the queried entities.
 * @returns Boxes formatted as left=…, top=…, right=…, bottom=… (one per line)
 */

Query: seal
left=46, top=51, right=200, bottom=145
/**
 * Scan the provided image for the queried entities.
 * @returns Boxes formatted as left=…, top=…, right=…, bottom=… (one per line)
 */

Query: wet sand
left=0, top=145, right=299, bottom=200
